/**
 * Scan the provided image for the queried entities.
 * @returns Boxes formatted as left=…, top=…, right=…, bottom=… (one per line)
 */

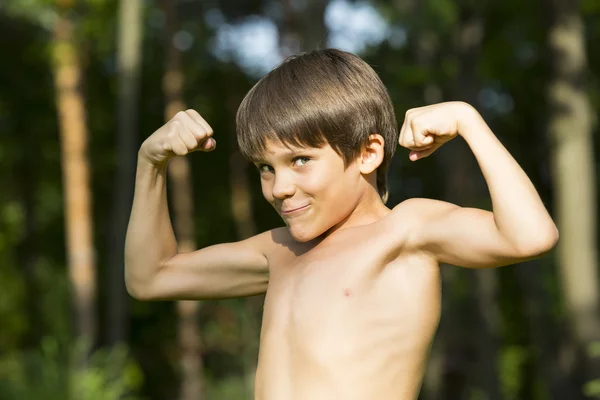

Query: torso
left=255, top=213, right=442, bottom=400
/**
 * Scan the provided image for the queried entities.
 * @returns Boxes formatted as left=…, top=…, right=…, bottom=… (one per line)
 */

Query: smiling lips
left=281, top=204, right=310, bottom=216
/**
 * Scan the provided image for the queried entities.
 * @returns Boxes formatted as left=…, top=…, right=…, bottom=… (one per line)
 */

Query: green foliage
left=583, top=341, right=600, bottom=399
left=204, top=375, right=248, bottom=400
left=584, top=380, right=600, bottom=399
left=0, top=337, right=144, bottom=400
left=0, top=201, right=27, bottom=351
left=2, top=0, right=57, bottom=30
left=499, top=345, right=530, bottom=399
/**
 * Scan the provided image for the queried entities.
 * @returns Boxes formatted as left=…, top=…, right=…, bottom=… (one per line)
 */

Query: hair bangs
left=236, top=78, right=330, bottom=162
left=235, top=49, right=398, bottom=202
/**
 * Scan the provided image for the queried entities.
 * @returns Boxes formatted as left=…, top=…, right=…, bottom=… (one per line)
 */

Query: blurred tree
left=546, top=0, right=600, bottom=393
left=446, top=3, right=502, bottom=399
left=51, top=0, right=96, bottom=355
left=278, top=0, right=329, bottom=56
left=106, top=0, right=144, bottom=346
left=227, top=82, right=260, bottom=398
left=160, top=1, right=204, bottom=398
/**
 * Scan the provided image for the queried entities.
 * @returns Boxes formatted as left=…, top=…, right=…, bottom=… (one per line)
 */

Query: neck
left=323, top=187, right=390, bottom=239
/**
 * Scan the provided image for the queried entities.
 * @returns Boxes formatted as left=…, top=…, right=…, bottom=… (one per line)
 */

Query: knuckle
left=167, top=125, right=178, bottom=137
left=174, top=146, right=188, bottom=156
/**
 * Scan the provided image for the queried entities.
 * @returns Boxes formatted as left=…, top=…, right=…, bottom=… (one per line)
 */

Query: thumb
left=409, top=146, right=436, bottom=161
left=200, top=138, right=216, bottom=151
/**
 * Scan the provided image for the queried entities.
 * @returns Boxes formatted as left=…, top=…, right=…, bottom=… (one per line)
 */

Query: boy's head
left=236, top=49, right=398, bottom=241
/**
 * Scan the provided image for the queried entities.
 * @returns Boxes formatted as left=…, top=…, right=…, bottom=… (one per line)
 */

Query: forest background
left=1, top=0, right=600, bottom=399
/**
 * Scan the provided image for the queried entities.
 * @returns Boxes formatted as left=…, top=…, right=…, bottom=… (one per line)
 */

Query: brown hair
left=236, top=48, right=398, bottom=203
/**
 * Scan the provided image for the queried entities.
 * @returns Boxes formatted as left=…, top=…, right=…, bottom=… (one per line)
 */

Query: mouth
left=281, top=204, right=310, bottom=216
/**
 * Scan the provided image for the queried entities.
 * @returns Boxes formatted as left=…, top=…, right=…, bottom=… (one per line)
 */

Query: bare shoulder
left=235, top=227, right=295, bottom=267
left=388, top=197, right=459, bottom=250
left=390, top=197, right=459, bottom=220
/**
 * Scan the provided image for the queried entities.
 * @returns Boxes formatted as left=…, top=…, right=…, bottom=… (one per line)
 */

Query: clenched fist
left=399, top=102, right=475, bottom=161
left=140, top=109, right=216, bottom=165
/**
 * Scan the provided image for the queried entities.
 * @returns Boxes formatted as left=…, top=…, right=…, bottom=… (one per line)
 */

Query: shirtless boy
left=125, top=49, right=558, bottom=399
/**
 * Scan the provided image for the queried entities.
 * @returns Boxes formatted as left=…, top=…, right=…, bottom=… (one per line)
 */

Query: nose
left=271, top=171, right=296, bottom=200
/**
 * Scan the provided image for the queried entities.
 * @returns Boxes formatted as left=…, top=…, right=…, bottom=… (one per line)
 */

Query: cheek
left=261, top=179, right=273, bottom=202
left=310, top=165, right=360, bottom=205
left=329, top=167, right=363, bottom=206
left=301, top=172, right=330, bottom=194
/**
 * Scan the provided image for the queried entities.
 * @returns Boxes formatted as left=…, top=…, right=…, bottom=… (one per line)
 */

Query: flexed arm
left=396, top=102, right=558, bottom=267
left=125, top=110, right=268, bottom=300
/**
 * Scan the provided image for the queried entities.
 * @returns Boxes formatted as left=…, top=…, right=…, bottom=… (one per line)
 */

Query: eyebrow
left=253, top=149, right=313, bottom=164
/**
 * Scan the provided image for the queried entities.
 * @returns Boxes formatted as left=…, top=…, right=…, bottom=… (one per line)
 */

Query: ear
left=359, top=134, right=385, bottom=175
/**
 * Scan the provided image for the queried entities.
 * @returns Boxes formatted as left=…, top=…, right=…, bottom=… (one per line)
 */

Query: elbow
left=518, top=224, right=560, bottom=258
left=124, top=257, right=163, bottom=301
left=125, top=275, right=154, bottom=301
left=125, top=280, right=145, bottom=300
left=539, top=223, right=560, bottom=253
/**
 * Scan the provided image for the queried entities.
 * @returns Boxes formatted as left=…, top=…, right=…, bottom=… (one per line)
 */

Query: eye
left=293, top=156, right=310, bottom=167
left=256, top=164, right=273, bottom=173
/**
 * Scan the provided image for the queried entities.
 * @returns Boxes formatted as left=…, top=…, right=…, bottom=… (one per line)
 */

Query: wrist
left=138, top=147, right=168, bottom=170
left=455, top=102, right=485, bottom=139
left=138, top=142, right=168, bottom=168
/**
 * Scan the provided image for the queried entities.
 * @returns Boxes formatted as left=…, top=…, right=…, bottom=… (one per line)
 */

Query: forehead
left=256, top=139, right=328, bottom=160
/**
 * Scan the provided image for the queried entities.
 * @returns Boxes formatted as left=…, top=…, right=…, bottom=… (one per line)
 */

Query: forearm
left=124, top=154, right=178, bottom=297
left=459, top=105, right=558, bottom=252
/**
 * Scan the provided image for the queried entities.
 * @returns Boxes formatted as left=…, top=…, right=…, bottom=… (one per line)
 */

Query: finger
left=169, top=123, right=189, bottom=155
left=402, top=122, right=415, bottom=149
left=177, top=111, right=208, bottom=145
left=185, top=109, right=213, bottom=137
left=398, top=116, right=407, bottom=146
left=409, top=146, right=437, bottom=161
left=410, top=119, right=433, bottom=148
left=199, top=137, right=216, bottom=152
left=175, top=119, right=200, bottom=151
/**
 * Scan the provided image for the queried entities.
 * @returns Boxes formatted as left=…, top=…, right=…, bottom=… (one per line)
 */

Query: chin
left=287, top=224, right=325, bottom=243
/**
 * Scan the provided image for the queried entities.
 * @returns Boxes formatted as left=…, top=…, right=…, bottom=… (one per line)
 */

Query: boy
left=125, top=49, right=558, bottom=399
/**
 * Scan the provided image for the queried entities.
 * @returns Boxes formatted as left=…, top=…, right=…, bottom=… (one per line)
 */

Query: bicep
left=143, top=234, right=270, bottom=300
left=403, top=199, right=525, bottom=268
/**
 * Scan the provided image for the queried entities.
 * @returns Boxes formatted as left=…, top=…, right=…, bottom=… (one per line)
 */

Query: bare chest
left=261, top=245, right=442, bottom=355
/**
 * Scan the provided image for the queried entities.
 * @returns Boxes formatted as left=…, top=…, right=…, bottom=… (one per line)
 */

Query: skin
left=125, top=102, right=559, bottom=399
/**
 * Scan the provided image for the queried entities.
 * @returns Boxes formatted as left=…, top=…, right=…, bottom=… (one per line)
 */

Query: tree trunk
left=106, top=0, right=143, bottom=346
left=437, top=7, right=502, bottom=399
left=546, top=0, right=600, bottom=391
left=16, top=147, right=42, bottom=348
left=279, top=0, right=329, bottom=56
left=299, top=0, right=329, bottom=51
left=514, top=260, right=576, bottom=398
left=226, top=93, right=261, bottom=397
left=160, top=1, right=204, bottom=399
left=52, top=6, right=96, bottom=348
left=457, top=13, right=501, bottom=400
